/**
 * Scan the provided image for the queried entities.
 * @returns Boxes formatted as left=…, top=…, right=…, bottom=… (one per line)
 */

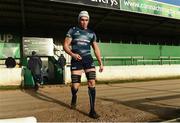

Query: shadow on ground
left=21, top=89, right=89, bottom=117
left=98, top=84, right=180, bottom=121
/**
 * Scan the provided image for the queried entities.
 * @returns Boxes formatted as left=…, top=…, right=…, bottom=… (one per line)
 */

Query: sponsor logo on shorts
left=71, top=67, right=77, bottom=70
left=91, top=63, right=95, bottom=67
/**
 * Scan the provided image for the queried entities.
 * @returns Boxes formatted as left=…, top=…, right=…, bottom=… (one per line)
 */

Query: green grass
left=66, top=76, right=180, bottom=86
left=1, top=76, right=180, bottom=90
left=0, top=86, right=21, bottom=90
left=96, top=76, right=180, bottom=85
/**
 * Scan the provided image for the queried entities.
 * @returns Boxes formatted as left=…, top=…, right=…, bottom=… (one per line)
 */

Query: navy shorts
left=71, top=55, right=95, bottom=71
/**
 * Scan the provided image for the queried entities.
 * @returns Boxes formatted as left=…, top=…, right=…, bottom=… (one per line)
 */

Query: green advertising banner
left=51, top=0, right=180, bottom=20
left=50, top=0, right=120, bottom=10
left=0, top=33, right=21, bottom=59
left=0, top=33, right=20, bottom=43
left=120, top=0, right=180, bottom=20
left=0, top=43, right=20, bottom=59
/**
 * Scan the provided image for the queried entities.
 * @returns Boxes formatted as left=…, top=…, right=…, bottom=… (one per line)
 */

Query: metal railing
left=93, top=56, right=180, bottom=66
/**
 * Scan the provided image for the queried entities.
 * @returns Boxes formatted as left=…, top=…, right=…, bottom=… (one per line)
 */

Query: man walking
left=28, top=51, right=42, bottom=90
left=63, top=11, right=103, bottom=119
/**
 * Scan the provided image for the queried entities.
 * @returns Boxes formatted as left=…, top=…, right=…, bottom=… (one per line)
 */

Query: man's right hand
left=99, top=64, right=104, bottom=73
left=72, top=54, right=82, bottom=61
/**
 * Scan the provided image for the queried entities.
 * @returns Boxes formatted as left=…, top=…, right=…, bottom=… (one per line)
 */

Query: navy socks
left=71, top=87, right=78, bottom=107
left=88, top=87, right=96, bottom=113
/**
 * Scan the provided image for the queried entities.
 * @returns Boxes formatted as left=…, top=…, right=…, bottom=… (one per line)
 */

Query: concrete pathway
left=0, top=79, right=180, bottom=122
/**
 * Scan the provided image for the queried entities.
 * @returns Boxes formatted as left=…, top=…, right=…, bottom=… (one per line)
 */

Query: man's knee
left=71, top=74, right=81, bottom=83
left=86, top=71, right=96, bottom=87
left=88, top=79, right=96, bottom=87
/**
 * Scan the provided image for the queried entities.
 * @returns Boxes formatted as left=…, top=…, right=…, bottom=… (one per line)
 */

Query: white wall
left=1, top=65, right=180, bottom=86
left=64, top=65, right=180, bottom=83
left=0, top=67, right=23, bottom=86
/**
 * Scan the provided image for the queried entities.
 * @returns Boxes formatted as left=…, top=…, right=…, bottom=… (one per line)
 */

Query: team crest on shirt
left=74, top=31, right=80, bottom=36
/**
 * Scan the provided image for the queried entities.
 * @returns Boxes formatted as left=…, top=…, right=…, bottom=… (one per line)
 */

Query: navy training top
left=66, top=26, right=97, bottom=56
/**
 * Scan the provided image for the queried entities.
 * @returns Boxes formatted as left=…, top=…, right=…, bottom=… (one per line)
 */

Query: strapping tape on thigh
left=71, top=74, right=81, bottom=83
left=86, top=71, right=96, bottom=80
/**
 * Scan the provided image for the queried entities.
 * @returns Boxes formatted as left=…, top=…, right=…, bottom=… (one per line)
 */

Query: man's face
left=79, top=16, right=89, bottom=29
